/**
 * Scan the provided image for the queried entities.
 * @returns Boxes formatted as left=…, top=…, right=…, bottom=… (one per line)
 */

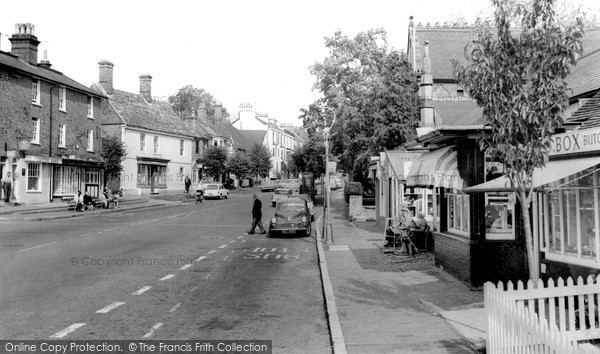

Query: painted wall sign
left=550, top=127, right=600, bottom=156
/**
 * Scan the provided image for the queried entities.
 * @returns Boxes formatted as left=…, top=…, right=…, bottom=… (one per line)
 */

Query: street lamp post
left=322, top=106, right=337, bottom=243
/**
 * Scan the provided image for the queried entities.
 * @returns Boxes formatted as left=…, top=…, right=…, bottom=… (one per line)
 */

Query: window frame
left=32, top=80, right=41, bottom=105
left=58, top=124, right=66, bottom=148
left=447, top=192, right=471, bottom=237
left=180, top=139, right=184, bottom=156
left=87, top=96, right=94, bottom=118
left=59, top=86, right=67, bottom=112
left=27, top=162, right=42, bottom=192
left=31, top=117, right=40, bottom=144
left=153, top=136, right=159, bottom=154
left=87, top=129, right=94, bottom=152
left=140, top=133, right=146, bottom=152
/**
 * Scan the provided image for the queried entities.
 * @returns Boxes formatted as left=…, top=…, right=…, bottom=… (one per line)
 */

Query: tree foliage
left=290, top=136, right=326, bottom=178
left=303, top=28, right=420, bottom=182
left=101, top=136, right=126, bottom=178
left=200, top=145, right=228, bottom=179
left=248, top=143, right=272, bottom=178
left=169, top=85, right=229, bottom=119
left=225, top=150, right=252, bottom=179
left=452, top=0, right=584, bottom=281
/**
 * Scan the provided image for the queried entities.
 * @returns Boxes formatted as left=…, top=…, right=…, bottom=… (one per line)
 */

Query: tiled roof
left=109, top=89, right=195, bottom=137
left=566, top=49, right=600, bottom=98
left=200, top=118, right=251, bottom=151
left=413, top=26, right=600, bottom=83
left=239, top=130, right=267, bottom=148
left=431, top=100, right=485, bottom=126
left=565, top=91, right=600, bottom=129
left=0, top=50, right=105, bottom=98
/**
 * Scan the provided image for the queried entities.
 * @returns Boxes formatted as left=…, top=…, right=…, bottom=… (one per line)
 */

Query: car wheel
left=304, top=223, right=312, bottom=237
left=219, top=194, right=222, bottom=200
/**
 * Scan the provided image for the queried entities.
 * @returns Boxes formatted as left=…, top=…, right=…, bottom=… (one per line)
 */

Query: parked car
left=268, top=198, right=312, bottom=237
left=203, top=183, right=229, bottom=199
left=296, top=193, right=315, bottom=222
left=261, top=184, right=276, bottom=192
left=271, top=188, right=292, bottom=207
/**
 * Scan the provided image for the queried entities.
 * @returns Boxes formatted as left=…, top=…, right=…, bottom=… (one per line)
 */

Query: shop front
left=136, top=157, right=170, bottom=194
left=53, top=158, right=104, bottom=199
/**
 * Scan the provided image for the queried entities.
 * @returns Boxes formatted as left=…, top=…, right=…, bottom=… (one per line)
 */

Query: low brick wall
left=434, top=232, right=475, bottom=285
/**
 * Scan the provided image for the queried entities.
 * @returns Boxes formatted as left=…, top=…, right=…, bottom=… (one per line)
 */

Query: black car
left=268, top=198, right=312, bottom=237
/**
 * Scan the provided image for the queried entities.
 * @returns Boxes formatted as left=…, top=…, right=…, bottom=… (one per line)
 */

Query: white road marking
left=18, top=241, right=57, bottom=253
left=80, top=233, right=93, bottom=237
left=329, top=245, right=350, bottom=251
left=49, top=323, right=86, bottom=338
left=204, top=274, right=211, bottom=279
left=230, top=250, right=235, bottom=254
left=143, top=323, right=163, bottom=338
left=195, top=256, right=206, bottom=262
left=237, top=236, right=244, bottom=239
left=180, top=264, right=192, bottom=270
left=132, top=286, right=152, bottom=295
left=139, top=219, right=160, bottom=224
left=223, top=256, right=229, bottom=261
left=169, top=302, right=182, bottom=313
left=218, top=244, right=228, bottom=248
left=228, top=240, right=236, bottom=243
left=95, top=302, right=126, bottom=313
left=103, top=227, right=117, bottom=232
left=159, top=274, right=176, bottom=281
left=189, top=286, right=198, bottom=293
left=241, top=240, right=246, bottom=243
left=276, top=255, right=281, bottom=259
left=207, top=250, right=217, bottom=254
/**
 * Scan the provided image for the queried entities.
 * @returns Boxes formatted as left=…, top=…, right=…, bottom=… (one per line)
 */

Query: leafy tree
left=101, top=136, right=126, bottom=188
left=169, top=85, right=229, bottom=119
left=305, top=29, right=419, bottom=180
left=452, top=0, right=583, bottom=281
left=200, top=146, right=228, bottom=180
left=290, top=136, right=326, bottom=178
left=248, top=143, right=272, bottom=178
left=226, top=150, right=252, bottom=180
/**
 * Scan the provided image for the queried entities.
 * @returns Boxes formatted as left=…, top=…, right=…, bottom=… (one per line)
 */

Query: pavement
left=0, top=191, right=198, bottom=221
left=316, top=191, right=486, bottom=354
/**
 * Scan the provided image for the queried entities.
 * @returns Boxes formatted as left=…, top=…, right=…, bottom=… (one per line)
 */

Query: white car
left=203, top=183, right=229, bottom=199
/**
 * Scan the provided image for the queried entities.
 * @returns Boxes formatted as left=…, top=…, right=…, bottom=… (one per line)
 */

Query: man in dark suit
left=247, top=194, right=266, bottom=234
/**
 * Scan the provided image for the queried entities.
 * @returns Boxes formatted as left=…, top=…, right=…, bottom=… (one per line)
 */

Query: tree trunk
left=519, top=190, right=538, bottom=282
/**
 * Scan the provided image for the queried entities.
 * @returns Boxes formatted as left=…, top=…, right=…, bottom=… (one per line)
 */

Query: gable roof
left=108, top=89, right=195, bottom=137
left=239, top=130, right=267, bottom=148
left=431, top=100, right=485, bottom=126
left=565, top=91, right=600, bottom=130
left=0, top=50, right=105, bottom=98
left=566, top=49, right=600, bottom=99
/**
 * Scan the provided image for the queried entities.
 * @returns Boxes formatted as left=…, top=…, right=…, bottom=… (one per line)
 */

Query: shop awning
left=463, top=155, right=600, bottom=192
left=137, top=157, right=170, bottom=166
left=406, top=146, right=465, bottom=190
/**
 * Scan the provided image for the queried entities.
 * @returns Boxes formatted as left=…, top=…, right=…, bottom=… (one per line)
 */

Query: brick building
left=0, top=24, right=107, bottom=204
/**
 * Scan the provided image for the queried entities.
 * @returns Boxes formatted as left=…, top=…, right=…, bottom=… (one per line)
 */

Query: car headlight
left=271, top=217, right=277, bottom=224
left=301, top=216, right=307, bottom=223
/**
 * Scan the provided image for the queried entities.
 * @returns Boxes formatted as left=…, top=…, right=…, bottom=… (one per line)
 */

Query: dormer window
left=32, top=80, right=41, bottom=105
left=87, top=96, right=94, bottom=118
left=59, top=87, right=66, bottom=112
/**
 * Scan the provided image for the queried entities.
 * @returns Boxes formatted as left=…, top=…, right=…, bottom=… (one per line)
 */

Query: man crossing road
left=247, top=194, right=266, bottom=234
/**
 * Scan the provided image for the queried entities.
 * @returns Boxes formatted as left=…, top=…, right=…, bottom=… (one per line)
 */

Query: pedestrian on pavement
left=184, top=175, right=191, bottom=194
left=74, top=191, right=84, bottom=212
left=110, top=189, right=120, bottom=208
left=1, top=171, right=12, bottom=203
left=83, top=190, right=95, bottom=211
left=247, top=194, right=266, bottom=234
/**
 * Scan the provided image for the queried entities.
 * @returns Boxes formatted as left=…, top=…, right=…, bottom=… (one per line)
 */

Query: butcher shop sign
left=550, top=127, right=600, bottom=156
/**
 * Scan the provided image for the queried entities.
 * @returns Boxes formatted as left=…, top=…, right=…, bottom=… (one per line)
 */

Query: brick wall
left=0, top=67, right=104, bottom=159
left=434, top=232, right=477, bottom=285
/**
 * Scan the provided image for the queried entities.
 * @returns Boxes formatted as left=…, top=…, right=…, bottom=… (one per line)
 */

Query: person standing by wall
left=247, top=194, right=266, bottom=234
left=184, top=175, right=191, bottom=195
left=2, top=172, right=13, bottom=203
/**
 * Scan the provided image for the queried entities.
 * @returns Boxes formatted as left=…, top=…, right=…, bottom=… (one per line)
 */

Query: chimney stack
left=139, top=74, right=152, bottom=102
left=213, top=104, right=223, bottom=126
left=419, top=40, right=434, bottom=129
left=10, top=23, right=40, bottom=65
left=198, top=103, right=207, bottom=121
left=38, top=50, right=51, bottom=68
left=98, top=60, right=114, bottom=95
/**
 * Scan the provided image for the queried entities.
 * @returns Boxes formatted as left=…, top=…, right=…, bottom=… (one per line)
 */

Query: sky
left=1, top=0, right=598, bottom=126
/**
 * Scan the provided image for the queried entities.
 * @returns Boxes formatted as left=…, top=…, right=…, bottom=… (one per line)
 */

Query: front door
left=150, top=165, right=157, bottom=194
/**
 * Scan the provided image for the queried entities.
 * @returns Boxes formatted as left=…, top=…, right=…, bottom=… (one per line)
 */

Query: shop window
left=447, top=193, right=470, bottom=236
left=137, top=164, right=151, bottom=187
left=544, top=168, right=600, bottom=265
left=485, top=193, right=515, bottom=240
left=53, top=166, right=79, bottom=196
left=27, top=163, right=41, bottom=191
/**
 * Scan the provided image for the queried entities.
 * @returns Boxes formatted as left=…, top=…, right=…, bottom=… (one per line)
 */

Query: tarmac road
left=0, top=192, right=331, bottom=353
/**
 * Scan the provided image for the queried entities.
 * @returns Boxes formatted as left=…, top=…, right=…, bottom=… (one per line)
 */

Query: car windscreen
left=206, top=185, right=219, bottom=190
left=277, top=202, right=306, bottom=212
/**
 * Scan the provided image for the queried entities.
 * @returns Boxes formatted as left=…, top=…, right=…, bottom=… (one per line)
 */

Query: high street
left=0, top=192, right=330, bottom=353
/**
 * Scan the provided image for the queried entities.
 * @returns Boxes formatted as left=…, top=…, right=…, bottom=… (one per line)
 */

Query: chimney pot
left=139, top=74, right=152, bottom=102
left=98, top=59, right=114, bottom=95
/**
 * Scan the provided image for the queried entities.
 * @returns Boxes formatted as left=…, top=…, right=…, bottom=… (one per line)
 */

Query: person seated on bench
left=409, top=211, right=432, bottom=251
left=74, top=191, right=84, bottom=212
left=385, top=204, right=411, bottom=247
left=98, top=190, right=109, bottom=209
left=108, top=189, right=120, bottom=208
left=83, top=190, right=95, bottom=211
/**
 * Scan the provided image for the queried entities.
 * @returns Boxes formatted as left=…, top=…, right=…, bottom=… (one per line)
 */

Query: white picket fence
left=485, top=276, right=600, bottom=353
